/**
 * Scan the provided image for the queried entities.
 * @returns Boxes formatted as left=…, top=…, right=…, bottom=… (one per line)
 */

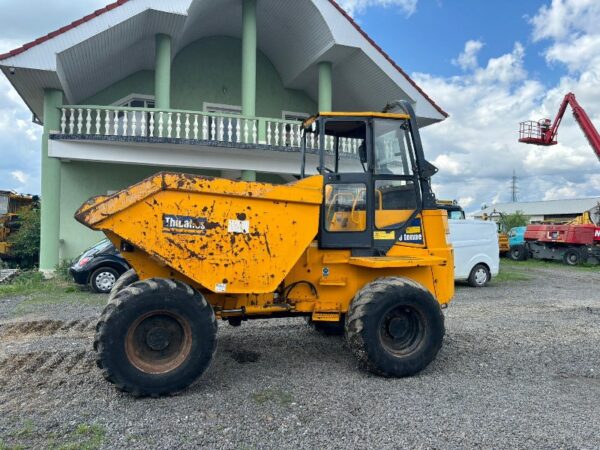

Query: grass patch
left=501, top=258, right=599, bottom=271
left=251, top=388, right=294, bottom=406
left=492, top=269, right=531, bottom=283
left=2, top=421, right=105, bottom=450
left=0, top=271, right=106, bottom=318
left=45, top=424, right=106, bottom=450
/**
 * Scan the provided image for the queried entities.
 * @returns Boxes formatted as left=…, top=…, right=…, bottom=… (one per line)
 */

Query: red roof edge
left=327, top=0, right=448, bottom=118
left=0, top=0, right=130, bottom=61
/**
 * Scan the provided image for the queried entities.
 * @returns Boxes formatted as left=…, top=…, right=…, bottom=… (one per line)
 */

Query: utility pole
left=511, top=170, right=518, bottom=203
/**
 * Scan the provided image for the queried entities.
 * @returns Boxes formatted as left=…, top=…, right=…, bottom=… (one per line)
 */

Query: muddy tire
left=108, top=268, right=138, bottom=301
left=345, top=277, right=445, bottom=377
left=305, top=316, right=346, bottom=336
left=94, top=278, right=217, bottom=397
left=89, top=267, right=119, bottom=294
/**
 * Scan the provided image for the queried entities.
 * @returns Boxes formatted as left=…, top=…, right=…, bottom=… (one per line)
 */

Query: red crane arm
left=546, top=93, right=600, bottom=160
left=567, top=94, right=600, bottom=161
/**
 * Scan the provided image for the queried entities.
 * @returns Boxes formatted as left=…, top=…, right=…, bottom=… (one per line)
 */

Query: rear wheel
left=89, top=267, right=119, bottom=293
left=468, top=264, right=491, bottom=287
left=94, top=278, right=217, bottom=397
left=563, top=248, right=583, bottom=266
left=345, top=277, right=445, bottom=377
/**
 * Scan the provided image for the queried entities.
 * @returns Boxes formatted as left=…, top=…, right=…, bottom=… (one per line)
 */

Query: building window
left=112, top=94, right=155, bottom=137
left=203, top=103, right=242, bottom=115
left=282, top=111, right=309, bottom=122
left=113, top=94, right=155, bottom=109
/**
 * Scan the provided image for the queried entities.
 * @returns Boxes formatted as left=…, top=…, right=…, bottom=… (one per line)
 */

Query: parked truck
left=524, top=223, right=600, bottom=265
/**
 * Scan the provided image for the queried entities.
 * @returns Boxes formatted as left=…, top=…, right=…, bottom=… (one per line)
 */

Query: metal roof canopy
left=476, top=198, right=600, bottom=217
left=0, top=0, right=447, bottom=127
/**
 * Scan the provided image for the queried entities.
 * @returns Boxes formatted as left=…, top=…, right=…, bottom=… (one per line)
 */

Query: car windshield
left=88, top=239, right=112, bottom=253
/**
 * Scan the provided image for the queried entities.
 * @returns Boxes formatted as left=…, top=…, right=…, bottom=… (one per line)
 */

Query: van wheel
left=90, top=267, right=119, bottom=293
left=94, top=278, right=217, bottom=397
left=345, top=277, right=445, bottom=377
left=468, top=264, right=490, bottom=287
left=509, top=245, right=526, bottom=261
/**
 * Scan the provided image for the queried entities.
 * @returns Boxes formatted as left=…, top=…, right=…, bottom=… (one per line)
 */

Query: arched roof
left=0, top=0, right=447, bottom=126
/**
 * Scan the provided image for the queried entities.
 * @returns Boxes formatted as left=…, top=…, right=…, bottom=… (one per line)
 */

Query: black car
left=70, top=239, right=130, bottom=293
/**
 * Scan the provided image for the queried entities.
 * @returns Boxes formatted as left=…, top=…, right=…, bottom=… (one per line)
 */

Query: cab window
left=325, top=183, right=367, bottom=232
left=374, top=119, right=414, bottom=176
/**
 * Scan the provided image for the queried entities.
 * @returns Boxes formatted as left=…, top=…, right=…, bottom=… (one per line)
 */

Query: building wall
left=82, top=36, right=317, bottom=118
left=58, top=160, right=288, bottom=260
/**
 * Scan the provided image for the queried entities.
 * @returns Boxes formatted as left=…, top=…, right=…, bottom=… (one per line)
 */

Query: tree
left=500, top=211, right=528, bottom=231
left=8, top=205, right=41, bottom=269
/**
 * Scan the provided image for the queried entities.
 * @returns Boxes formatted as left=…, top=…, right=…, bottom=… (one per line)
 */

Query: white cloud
left=0, top=74, right=41, bottom=194
left=452, top=40, right=484, bottom=71
left=11, top=170, right=29, bottom=184
left=531, top=0, right=600, bottom=42
left=543, top=184, right=579, bottom=201
left=336, top=0, right=418, bottom=17
left=416, top=9, right=600, bottom=214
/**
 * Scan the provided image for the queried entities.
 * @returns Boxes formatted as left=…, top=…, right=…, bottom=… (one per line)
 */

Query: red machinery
left=519, top=93, right=600, bottom=265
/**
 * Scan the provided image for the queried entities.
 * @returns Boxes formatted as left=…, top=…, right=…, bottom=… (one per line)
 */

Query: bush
left=8, top=206, right=41, bottom=269
left=500, top=211, right=528, bottom=231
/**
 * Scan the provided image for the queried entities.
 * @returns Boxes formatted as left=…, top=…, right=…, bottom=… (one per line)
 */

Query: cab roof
left=303, top=112, right=410, bottom=128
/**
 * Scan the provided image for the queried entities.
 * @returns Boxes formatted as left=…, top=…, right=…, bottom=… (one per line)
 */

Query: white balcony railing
left=58, top=106, right=362, bottom=155
left=60, top=106, right=260, bottom=144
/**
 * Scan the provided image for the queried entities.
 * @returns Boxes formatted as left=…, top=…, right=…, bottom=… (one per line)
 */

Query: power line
left=511, top=169, right=518, bottom=203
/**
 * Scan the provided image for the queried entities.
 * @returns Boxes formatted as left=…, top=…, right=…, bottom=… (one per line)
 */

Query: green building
left=0, top=0, right=447, bottom=271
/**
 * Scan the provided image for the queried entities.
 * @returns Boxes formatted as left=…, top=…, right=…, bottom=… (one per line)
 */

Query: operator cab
left=301, top=102, right=438, bottom=255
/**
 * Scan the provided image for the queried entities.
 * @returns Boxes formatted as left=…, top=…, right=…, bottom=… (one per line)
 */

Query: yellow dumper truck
left=77, top=101, right=454, bottom=396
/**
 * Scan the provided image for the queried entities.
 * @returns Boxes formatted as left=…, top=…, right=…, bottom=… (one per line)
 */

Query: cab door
left=318, top=119, right=373, bottom=250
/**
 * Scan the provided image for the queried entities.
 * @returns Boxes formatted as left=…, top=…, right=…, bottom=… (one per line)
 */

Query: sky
left=1, top=0, right=600, bottom=213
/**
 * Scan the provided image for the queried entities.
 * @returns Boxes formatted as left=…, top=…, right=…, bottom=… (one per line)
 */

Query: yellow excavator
left=0, top=191, right=33, bottom=259
left=77, top=101, right=454, bottom=397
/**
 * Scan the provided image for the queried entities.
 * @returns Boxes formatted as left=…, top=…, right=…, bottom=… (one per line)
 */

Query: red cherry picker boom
left=518, top=93, right=600, bottom=265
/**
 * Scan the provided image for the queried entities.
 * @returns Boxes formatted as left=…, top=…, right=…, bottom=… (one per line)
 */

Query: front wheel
left=345, top=277, right=445, bottom=377
left=89, top=267, right=119, bottom=293
left=468, top=264, right=491, bottom=287
left=94, top=278, right=217, bottom=397
left=509, top=245, right=526, bottom=261
left=108, top=268, right=138, bottom=301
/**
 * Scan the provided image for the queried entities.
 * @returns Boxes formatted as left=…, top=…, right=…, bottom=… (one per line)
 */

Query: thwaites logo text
left=163, top=214, right=207, bottom=234
left=397, top=218, right=424, bottom=244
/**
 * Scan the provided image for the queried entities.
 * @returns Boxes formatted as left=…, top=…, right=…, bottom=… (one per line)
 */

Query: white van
left=448, top=219, right=499, bottom=287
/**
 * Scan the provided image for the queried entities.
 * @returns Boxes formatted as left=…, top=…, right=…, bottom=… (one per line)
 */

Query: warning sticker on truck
left=228, top=219, right=250, bottom=234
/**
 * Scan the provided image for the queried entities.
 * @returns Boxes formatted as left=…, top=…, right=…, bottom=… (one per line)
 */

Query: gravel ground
left=0, top=262, right=599, bottom=449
